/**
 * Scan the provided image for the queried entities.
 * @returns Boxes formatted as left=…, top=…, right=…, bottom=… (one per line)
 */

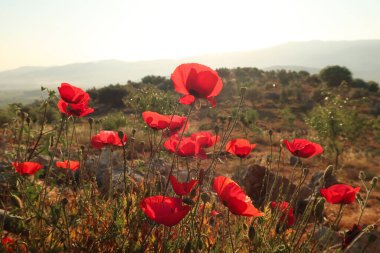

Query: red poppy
left=320, top=184, right=360, bottom=204
left=283, top=138, right=323, bottom=158
left=2, top=237, right=15, bottom=252
left=12, top=162, right=43, bottom=175
left=213, top=176, right=264, bottom=217
left=140, top=195, right=191, bottom=227
left=91, top=130, right=127, bottom=149
left=142, top=111, right=188, bottom=135
left=270, top=201, right=296, bottom=227
left=226, top=139, right=256, bottom=158
left=164, top=135, right=207, bottom=159
left=342, top=224, right=363, bottom=249
left=58, top=82, right=89, bottom=104
left=171, top=63, right=223, bottom=107
left=57, top=99, right=94, bottom=117
left=57, top=83, right=94, bottom=117
left=190, top=132, right=219, bottom=148
left=56, top=160, right=80, bottom=171
left=210, top=210, right=220, bottom=217
left=169, top=175, right=198, bottom=196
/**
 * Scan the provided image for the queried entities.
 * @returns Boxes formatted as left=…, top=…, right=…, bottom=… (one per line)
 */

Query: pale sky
left=0, top=0, right=379, bottom=71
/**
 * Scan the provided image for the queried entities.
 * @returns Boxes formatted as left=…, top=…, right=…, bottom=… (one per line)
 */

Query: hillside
left=0, top=40, right=379, bottom=91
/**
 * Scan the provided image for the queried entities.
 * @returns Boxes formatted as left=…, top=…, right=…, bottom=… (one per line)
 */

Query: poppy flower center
left=189, top=89, right=200, bottom=97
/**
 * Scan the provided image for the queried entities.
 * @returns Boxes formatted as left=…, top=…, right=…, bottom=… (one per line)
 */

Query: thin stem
left=227, top=210, right=235, bottom=253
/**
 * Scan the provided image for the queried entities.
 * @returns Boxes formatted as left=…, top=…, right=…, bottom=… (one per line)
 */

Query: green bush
left=101, top=111, right=128, bottom=131
left=306, top=96, right=366, bottom=168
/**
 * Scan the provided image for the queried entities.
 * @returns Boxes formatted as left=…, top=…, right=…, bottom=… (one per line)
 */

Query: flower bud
left=190, top=188, right=197, bottom=199
left=117, top=131, right=125, bottom=143
left=61, top=198, right=68, bottom=207
left=359, top=171, right=366, bottom=180
left=248, top=226, right=255, bottom=240
left=240, top=87, right=247, bottom=97
left=302, top=167, right=309, bottom=177
left=132, top=129, right=136, bottom=136
left=314, top=197, right=325, bottom=219
left=183, top=198, right=195, bottom=206
left=371, top=177, right=378, bottom=188
left=26, top=117, right=31, bottom=125
left=201, top=192, right=210, bottom=203
left=198, top=168, right=205, bottom=186
left=214, top=125, right=220, bottom=136
left=268, top=129, right=273, bottom=136
left=323, top=165, right=334, bottom=182
left=88, top=117, right=94, bottom=126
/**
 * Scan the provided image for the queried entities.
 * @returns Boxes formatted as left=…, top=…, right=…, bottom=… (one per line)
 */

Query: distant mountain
left=0, top=40, right=379, bottom=90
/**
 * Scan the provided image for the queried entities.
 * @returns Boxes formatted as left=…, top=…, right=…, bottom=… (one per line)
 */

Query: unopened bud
left=88, top=117, right=94, bottom=126
left=240, top=87, right=247, bottom=97
left=132, top=129, right=136, bottom=136
left=198, top=169, right=205, bottom=185
left=302, top=167, right=309, bottom=177
left=61, top=198, right=68, bottom=207
left=323, top=165, right=334, bottom=181
left=314, top=197, right=325, bottom=218
left=80, top=145, right=85, bottom=151
left=26, top=117, right=31, bottom=125
left=248, top=226, right=255, bottom=240
left=190, top=188, right=197, bottom=199
left=214, top=125, right=220, bottom=135
left=371, top=177, right=378, bottom=188
left=183, top=198, right=195, bottom=206
left=359, top=171, right=366, bottom=180
left=268, top=129, right=273, bottom=136
left=49, top=135, right=54, bottom=148
left=201, top=192, right=210, bottom=203
left=117, top=131, right=125, bottom=143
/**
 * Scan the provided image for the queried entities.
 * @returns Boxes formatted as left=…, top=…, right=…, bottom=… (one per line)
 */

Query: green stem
left=227, top=210, right=235, bottom=253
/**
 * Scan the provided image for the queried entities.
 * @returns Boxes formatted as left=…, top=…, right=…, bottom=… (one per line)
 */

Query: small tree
left=319, top=65, right=352, bottom=87
left=306, top=95, right=365, bottom=169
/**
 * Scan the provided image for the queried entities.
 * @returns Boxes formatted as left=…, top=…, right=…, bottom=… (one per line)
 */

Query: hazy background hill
left=0, top=40, right=379, bottom=92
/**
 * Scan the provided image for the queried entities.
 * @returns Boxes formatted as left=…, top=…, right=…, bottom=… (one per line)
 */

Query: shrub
left=101, top=111, right=128, bottom=131
left=306, top=96, right=366, bottom=168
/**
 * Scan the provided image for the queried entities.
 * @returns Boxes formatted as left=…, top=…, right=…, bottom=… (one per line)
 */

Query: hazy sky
left=0, top=0, right=379, bottom=71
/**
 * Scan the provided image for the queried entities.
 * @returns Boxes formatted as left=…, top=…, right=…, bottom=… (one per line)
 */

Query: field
left=0, top=64, right=379, bottom=252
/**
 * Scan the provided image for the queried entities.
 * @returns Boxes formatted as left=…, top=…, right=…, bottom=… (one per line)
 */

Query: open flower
left=140, top=195, right=191, bottom=227
left=283, top=138, right=323, bottom=158
left=164, top=135, right=206, bottom=159
left=57, top=83, right=94, bottom=117
left=171, top=63, right=223, bottom=107
left=190, top=131, right=219, bottom=148
left=91, top=130, right=127, bottom=149
left=2, top=237, right=15, bottom=252
left=142, top=111, right=188, bottom=135
left=58, top=82, right=89, bottom=104
left=169, top=175, right=198, bottom=196
left=320, top=184, right=360, bottom=204
left=213, top=176, right=264, bottom=217
left=56, top=160, right=80, bottom=171
left=57, top=99, right=94, bottom=117
left=226, top=139, right=256, bottom=158
left=270, top=201, right=296, bottom=227
left=12, top=162, right=43, bottom=175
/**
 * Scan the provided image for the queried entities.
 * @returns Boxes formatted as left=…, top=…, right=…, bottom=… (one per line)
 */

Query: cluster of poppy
left=140, top=175, right=263, bottom=227
left=7, top=64, right=363, bottom=240
left=11, top=160, right=80, bottom=175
